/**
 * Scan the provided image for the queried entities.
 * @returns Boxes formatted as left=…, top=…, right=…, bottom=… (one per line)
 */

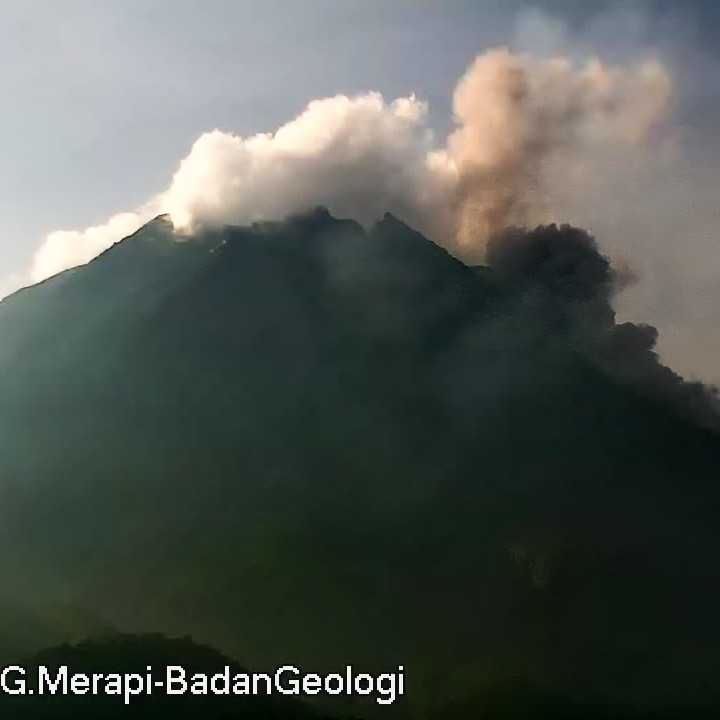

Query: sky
left=0, top=0, right=719, bottom=381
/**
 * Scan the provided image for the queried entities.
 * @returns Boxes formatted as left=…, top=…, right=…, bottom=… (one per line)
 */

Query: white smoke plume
left=30, top=193, right=165, bottom=284
left=31, top=211, right=149, bottom=283
left=163, top=92, right=455, bottom=239
left=27, top=47, right=671, bottom=286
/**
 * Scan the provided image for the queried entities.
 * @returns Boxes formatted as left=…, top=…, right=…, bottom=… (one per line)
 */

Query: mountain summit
left=0, top=211, right=719, bottom=714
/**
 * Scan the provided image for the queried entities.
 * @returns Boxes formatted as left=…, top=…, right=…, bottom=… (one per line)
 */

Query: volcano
left=0, top=209, right=719, bottom=716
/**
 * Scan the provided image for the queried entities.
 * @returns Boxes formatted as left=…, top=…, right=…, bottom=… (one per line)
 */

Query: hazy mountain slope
left=0, top=210, right=718, bottom=714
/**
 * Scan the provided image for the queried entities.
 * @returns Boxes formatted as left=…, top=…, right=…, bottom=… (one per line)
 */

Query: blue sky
left=0, top=0, right=717, bottom=286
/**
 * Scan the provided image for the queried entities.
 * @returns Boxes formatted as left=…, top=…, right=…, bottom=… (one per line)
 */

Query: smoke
left=28, top=47, right=671, bottom=282
left=161, top=49, right=670, bottom=263
left=162, top=92, right=455, bottom=238
left=31, top=211, right=149, bottom=283
left=448, top=50, right=671, bottom=255
left=24, top=37, right=720, bottom=396
left=485, top=223, right=720, bottom=429
left=31, top=196, right=163, bottom=284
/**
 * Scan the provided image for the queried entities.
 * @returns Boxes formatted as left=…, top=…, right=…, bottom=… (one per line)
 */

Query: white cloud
left=29, top=48, right=671, bottom=283
left=25, top=44, right=720, bottom=387
left=163, top=92, right=455, bottom=238
left=31, top=212, right=146, bottom=283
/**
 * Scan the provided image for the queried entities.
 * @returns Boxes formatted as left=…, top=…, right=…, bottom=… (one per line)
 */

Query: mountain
left=0, top=209, right=719, bottom=716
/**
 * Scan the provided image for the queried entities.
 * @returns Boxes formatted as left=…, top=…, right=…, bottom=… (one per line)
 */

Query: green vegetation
left=0, top=212, right=718, bottom=716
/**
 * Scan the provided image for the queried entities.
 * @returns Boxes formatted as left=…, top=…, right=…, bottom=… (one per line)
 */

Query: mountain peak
left=0, top=210, right=719, bottom=710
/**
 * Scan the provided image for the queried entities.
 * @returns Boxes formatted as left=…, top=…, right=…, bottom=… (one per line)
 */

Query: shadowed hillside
left=0, top=210, right=718, bottom=715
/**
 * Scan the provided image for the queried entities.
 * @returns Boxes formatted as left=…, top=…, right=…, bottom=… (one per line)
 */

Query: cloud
left=28, top=45, right=671, bottom=287
left=31, top=39, right=720, bottom=391
left=30, top=211, right=147, bottom=284
left=449, top=49, right=671, bottom=256
left=162, top=92, right=455, bottom=239
left=162, top=49, right=671, bottom=264
left=28, top=193, right=167, bottom=285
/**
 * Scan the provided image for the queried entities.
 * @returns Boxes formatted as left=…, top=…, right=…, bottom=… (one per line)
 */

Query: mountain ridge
left=0, top=210, right=718, bottom=713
